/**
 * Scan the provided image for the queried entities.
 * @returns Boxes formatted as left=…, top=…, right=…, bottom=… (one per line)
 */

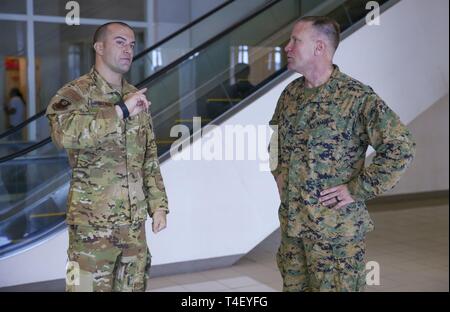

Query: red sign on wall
left=5, top=58, right=19, bottom=70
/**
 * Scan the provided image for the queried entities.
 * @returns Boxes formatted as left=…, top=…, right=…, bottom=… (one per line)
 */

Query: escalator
left=0, top=0, right=392, bottom=268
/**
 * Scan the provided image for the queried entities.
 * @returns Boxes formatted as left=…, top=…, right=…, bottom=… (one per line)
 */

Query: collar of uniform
left=122, top=79, right=138, bottom=98
left=298, top=64, right=341, bottom=90
left=88, top=67, right=137, bottom=97
left=330, top=64, right=341, bottom=80
left=323, top=64, right=343, bottom=93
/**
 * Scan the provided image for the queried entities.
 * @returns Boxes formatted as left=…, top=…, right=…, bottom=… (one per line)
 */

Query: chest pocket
left=306, top=102, right=345, bottom=165
left=88, top=96, right=125, bottom=135
left=279, top=99, right=305, bottom=151
left=87, top=99, right=114, bottom=113
left=87, top=85, right=120, bottom=112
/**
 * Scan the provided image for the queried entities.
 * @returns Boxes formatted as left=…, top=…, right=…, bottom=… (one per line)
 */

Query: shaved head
left=93, top=21, right=133, bottom=45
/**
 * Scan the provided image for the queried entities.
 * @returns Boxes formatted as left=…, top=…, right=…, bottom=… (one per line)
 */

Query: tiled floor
left=147, top=202, right=449, bottom=292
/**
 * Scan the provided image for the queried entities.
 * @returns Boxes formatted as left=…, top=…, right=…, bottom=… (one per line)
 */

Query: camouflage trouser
left=66, top=222, right=151, bottom=292
left=277, top=207, right=367, bottom=292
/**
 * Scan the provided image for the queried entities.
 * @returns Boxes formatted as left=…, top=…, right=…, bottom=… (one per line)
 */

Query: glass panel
left=0, top=21, right=27, bottom=134
left=0, top=0, right=26, bottom=14
left=0, top=117, right=49, bottom=158
left=140, top=0, right=301, bottom=156
left=34, top=0, right=147, bottom=21
left=0, top=140, right=70, bottom=256
left=139, top=0, right=391, bottom=156
left=344, top=0, right=376, bottom=24
left=129, top=0, right=270, bottom=84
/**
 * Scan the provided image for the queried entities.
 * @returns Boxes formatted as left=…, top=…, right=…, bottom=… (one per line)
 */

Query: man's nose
left=123, top=44, right=132, bottom=54
left=285, top=43, right=291, bottom=53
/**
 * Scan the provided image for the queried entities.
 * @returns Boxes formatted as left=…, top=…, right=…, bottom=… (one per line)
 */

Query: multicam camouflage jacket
left=270, top=65, right=415, bottom=242
left=46, top=68, right=168, bottom=227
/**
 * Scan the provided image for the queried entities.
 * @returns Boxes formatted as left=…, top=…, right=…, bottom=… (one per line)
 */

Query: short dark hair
left=297, top=16, right=341, bottom=51
left=93, top=21, right=133, bottom=45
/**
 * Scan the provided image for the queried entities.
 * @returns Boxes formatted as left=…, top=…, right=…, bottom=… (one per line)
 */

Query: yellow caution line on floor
left=30, top=212, right=66, bottom=218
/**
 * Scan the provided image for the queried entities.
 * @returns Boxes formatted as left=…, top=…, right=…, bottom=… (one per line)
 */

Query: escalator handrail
left=0, top=110, right=45, bottom=140
left=0, top=137, right=51, bottom=164
left=133, top=0, right=236, bottom=61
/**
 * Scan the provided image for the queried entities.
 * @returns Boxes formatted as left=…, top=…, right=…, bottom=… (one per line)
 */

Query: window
left=0, top=0, right=26, bottom=14
left=151, top=48, right=163, bottom=71
left=268, top=47, right=282, bottom=71
left=238, top=45, right=249, bottom=64
left=67, top=44, right=81, bottom=81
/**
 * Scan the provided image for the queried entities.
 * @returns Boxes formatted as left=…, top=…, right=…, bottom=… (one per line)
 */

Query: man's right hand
left=116, top=88, right=150, bottom=118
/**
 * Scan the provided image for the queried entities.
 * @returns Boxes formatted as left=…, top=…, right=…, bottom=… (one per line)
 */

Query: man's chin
left=287, top=64, right=302, bottom=74
left=116, top=65, right=131, bottom=74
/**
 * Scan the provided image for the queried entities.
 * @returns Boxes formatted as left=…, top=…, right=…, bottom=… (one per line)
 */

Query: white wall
left=1, top=0, right=449, bottom=287
left=386, top=94, right=449, bottom=194
left=334, top=0, right=449, bottom=127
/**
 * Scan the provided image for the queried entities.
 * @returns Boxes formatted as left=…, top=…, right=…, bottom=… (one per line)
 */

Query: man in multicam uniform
left=269, top=16, right=415, bottom=292
left=46, top=22, right=168, bottom=292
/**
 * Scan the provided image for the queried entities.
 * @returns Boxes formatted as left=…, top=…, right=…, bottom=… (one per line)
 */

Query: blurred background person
left=4, top=88, right=26, bottom=141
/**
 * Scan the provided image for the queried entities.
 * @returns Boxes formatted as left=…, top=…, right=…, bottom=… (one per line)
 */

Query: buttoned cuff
left=148, top=198, right=169, bottom=217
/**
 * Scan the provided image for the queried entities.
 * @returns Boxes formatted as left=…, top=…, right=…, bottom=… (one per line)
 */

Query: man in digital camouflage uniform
left=269, top=16, right=415, bottom=292
left=46, top=22, right=168, bottom=292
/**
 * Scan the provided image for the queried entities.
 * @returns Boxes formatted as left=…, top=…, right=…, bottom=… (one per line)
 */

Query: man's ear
left=314, top=39, right=326, bottom=56
left=93, top=42, right=104, bottom=55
